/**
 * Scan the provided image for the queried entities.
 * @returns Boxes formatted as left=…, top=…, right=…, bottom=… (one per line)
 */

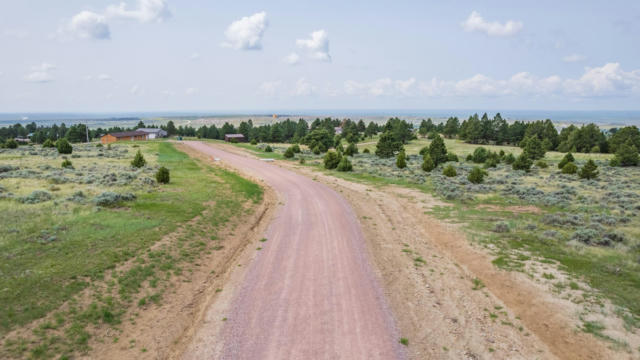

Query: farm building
left=137, top=128, right=167, bottom=139
left=101, top=131, right=149, bottom=144
left=224, top=134, right=246, bottom=142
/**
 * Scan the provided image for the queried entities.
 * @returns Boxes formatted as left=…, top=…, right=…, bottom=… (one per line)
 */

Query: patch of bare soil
left=279, top=162, right=620, bottom=360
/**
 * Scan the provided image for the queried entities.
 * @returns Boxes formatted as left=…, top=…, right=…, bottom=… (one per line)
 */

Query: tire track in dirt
left=181, top=142, right=405, bottom=360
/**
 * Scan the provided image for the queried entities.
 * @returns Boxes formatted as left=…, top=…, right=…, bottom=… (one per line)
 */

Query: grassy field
left=0, top=141, right=261, bottom=358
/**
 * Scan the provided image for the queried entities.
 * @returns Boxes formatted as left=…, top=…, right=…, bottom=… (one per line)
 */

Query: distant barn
left=224, top=134, right=246, bottom=142
left=101, top=131, right=149, bottom=144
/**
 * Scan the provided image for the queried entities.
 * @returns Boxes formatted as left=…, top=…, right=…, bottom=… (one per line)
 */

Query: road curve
left=183, top=142, right=404, bottom=360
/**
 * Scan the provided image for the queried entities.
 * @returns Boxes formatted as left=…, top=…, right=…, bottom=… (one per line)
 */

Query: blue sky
left=1, top=0, right=639, bottom=112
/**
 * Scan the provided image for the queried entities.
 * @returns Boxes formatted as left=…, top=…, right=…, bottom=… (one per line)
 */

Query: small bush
left=291, top=144, right=301, bottom=153
left=512, top=154, right=532, bottom=172
left=344, top=142, right=358, bottom=156
left=93, top=192, right=136, bottom=206
left=250, top=138, right=258, bottom=145
left=131, top=149, right=146, bottom=168
left=446, top=153, right=459, bottom=162
left=613, top=142, right=639, bottom=166
left=396, top=151, right=407, bottom=169
left=472, top=147, right=488, bottom=163
left=56, top=138, right=73, bottom=154
left=95, top=143, right=103, bottom=148
left=155, top=167, right=170, bottom=184
left=265, top=145, right=273, bottom=153
left=493, top=221, right=510, bottom=233
left=336, top=157, right=353, bottom=172
left=571, top=228, right=599, bottom=245
left=5, top=139, right=18, bottom=149
left=504, top=153, right=516, bottom=164
left=579, top=159, right=598, bottom=179
left=323, top=151, right=341, bottom=169
left=61, top=159, right=73, bottom=169
left=561, top=162, right=577, bottom=174
left=299, top=157, right=306, bottom=164
left=467, top=167, right=487, bottom=184
left=42, top=139, right=55, bottom=148
left=558, top=152, right=575, bottom=169
left=484, top=158, right=498, bottom=168
left=442, top=165, right=457, bottom=177
left=19, top=190, right=52, bottom=204
left=422, top=154, right=435, bottom=172
left=535, top=160, right=548, bottom=168
left=284, top=146, right=295, bottom=158
left=363, top=148, right=370, bottom=154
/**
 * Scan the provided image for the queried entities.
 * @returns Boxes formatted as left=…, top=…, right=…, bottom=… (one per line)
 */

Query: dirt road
left=182, top=142, right=405, bottom=360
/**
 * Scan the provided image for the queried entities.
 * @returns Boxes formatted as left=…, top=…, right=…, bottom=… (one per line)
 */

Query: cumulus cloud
left=344, top=78, right=416, bottom=97
left=68, top=11, right=111, bottom=40
left=259, top=80, right=282, bottom=97
left=190, top=52, right=200, bottom=60
left=296, top=30, right=331, bottom=61
left=293, top=78, right=316, bottom=96
left=106, top=0, right=171, bottom=23
left=98, top=74, right=112, bottom=81
left=563, top=54, right=586, bottom=63
left=564, top=63, right=640, bottom=96
left=24, top=63, right=56, bottom=83
left=461, top=11, right=523, bottom=36
left=130, top=84, right=141, bottom=95
left=284, top=53, right=300, bottom=65
left=185, top=87, right=198, bottom=95
left=222, top=12, right=268, bottom=50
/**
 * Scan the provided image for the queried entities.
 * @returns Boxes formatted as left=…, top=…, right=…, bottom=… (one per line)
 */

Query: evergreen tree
left=428, top=135, right=448, bottom=165
left=166, top=121, right=177, bottom=136
left=442, top=164, right=457, bottom=177
left=561, top=162, right=578, bottom=174
left=344, top=142, right=358, bottom=156
left=579, top=160, right=599, bottom=179
left=396, top=150, right=407, bottom=169
left=558, top=152, right=575, bottom=169
left=422, top=154, right=435, bottom=172
left=467, top=167, right=487, bottom=184
left=323, top=151, right=341, bottom=169
left=512, top=154, right=532, bottom=172
left=156, top=167, right=170, bottom=184
left=613, top=141, right=639, bottom=166
left=131, top=149, right=146, bottom=168
left=375, top=131, right=403, bottom=158
left=336, top=156, right=353, bottom=172
left=521, top=136, right=546, bottom=160
left=56, top=138, right=73, bottom=154
left=442, top=117, right=460, bottom=138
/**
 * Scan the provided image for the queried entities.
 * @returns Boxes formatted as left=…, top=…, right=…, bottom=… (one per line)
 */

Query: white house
left=136, top=128, right=168, bottom=139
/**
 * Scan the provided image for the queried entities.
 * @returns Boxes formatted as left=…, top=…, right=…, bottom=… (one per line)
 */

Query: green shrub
left=299, top=157, right=306, bottom=164
left=504, top=153, right=516, bottom=164
left=95, top=143, right=103, bottom=148
left=613, top=142, right=639, bottom=166
left=323, top=151, right=341, bottom=169
left=442, top=165, right=457, bottom=177
left=93, top=192, right=136, bottom=206
left=484, top=158, right=498, bottom=168
left=558, top=152, right=575, bottom=169
left=521, top=136, right=546, bottom=160
left=535, top=160, right=548, bottom=168
left=312, top=145, right=321, bottom=155
left=291, top=144, right=301, bottom=153
left=493, top=221, right=510, bottom=233
left=56, top=138, right=73, bottom=154
left=396, top=151, right=407, bottom=169
left=131, top=150, right=146, bottom=168
left=250, top=138, right=258, bottom=145
left=561, top=162, right=578, bottom=174
left=429, top=135, right=448, bottom=165
left=375, top=131, right=403, bottom=158
left=363, top=148, right=370, bottom=154
left=472, top=147, right=488, bottom=163
left=42, top=139, right=55, bottom=148
left=419, top=146, right=429, bottom=156
left=579, top=160, right=598, bottom=179
left=446, top=153, right=459, bottom=162
left=467, top=167, right=487, bottom=184
left=19, top=190, right=52, bottom=204
left=422, top=154, right=435, bottom=172
left=61, top=159, right=73, bottom=169
left=155, top=167, right=170, bottom=184
left=590, top=145, right=600, bottom=153
left=512, top=154, right=532, bottom=172
left=344, top=142, right=358, bottom=156
left=265, top=145, right=273, bottom=153
left=336, top=143, right=345, bottom=154
left=336, top=157, right=353, bottom=172
left=284, top=146, right=295, bottom=158
left=5, top=139, right=18, bottom=149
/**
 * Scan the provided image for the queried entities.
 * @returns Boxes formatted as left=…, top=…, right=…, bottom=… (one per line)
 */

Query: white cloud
left=190, top=52, right=200, bottom=60
left=461, top=11, right=523, bottom=36
left=106, top=0, right=171, bottom=23
left=222, top=12, right=268, bottom=50
left=68, top=11, right=111, bottom=40
left=24, top=63, right=56, bottom=83
left=130, top=84, right=141, bottom=95
left=344, top=78, right=416, bottom=97
left=284, top=53, right=300, bottom=65
left=296, top=30, right=331, bottom=62
left=98, top=74, right=112, bottom=81
left=564, top=63, right=640, bottom=96
left=259, top=80, right=282, bottom=96
left=563, top=54, right=586, bottom=63
left=162, top=89, right=176, bottom=96
left=293, top=78, right=316, bottom=96
left=185, top=87, right=198, bottom=95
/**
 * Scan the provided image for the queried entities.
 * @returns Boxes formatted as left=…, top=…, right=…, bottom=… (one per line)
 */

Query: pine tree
left=579, top=160, right=599, bottom=179
left=375, top=131, right=403, bottom=158
left=56, top=138, right=73, bottom=154
left=558, top=152, right=575, bottom=169
left=522, top=136, right=546, bottom=160
left=467, top=167, right=487, bottom=184
left=512, top=154, right=532, bottom=172
left=396, top=150, right=407, bottom=169
left=613, top=141, right=639, bottom=166
left=422, top=154, right=435, bottom=172
left=131, top=149, right=146, bottom=168
left=428, top=135, right=448, bottom=165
